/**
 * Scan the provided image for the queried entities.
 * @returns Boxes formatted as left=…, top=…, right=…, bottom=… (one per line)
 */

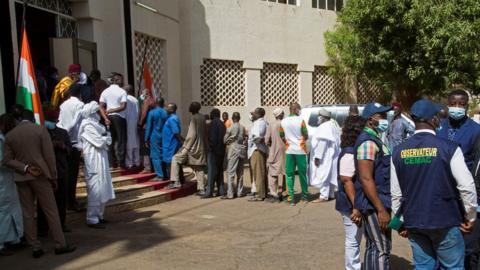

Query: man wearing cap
left=391, top=99, right=477, bottom=269
left=51, top=64, right=81, bottom=109
left=265, top=108, right=286, bottom=202
left=309, top=108, right=341, bottom=203
left=354, top=102, right=392, bottom=269
left=387, top=102, right=415, bottom=150
left=280, top=103, right=309, bottom=205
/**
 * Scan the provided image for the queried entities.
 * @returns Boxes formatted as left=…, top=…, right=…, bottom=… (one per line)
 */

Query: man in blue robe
left=162, top=103, right=183, bottom=179
left=145, top=98, right=168, bottom=180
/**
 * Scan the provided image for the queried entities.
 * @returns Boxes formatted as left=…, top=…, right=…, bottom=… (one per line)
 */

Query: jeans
left=340, top=212, right=362, bottom=270
left=408, top=227, right=465, bottom=270
left=464, top=213, right=480, bottom=270
left=108, top=115, right=127, bottom=166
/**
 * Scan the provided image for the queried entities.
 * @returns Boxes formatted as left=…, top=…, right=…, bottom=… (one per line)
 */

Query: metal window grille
left=261, top=63, right=299, bottom=106
left=200, top=59, right=246, bottom=106
left=312, top=66, right=346, bottom=104
left=134, top=32, right=167, bottom=98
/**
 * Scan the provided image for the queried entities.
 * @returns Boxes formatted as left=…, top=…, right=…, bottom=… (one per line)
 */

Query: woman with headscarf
left=78, top=101, right=115, bottom=229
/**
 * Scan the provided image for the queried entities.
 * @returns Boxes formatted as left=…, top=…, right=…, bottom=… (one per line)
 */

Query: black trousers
left=465, top=212, right=480, bottom=270
left=108, top=115, right=127, bottom=166
left=205, top=152, right=225, bottom=196
left=38, top=177, right=67, bottom=232
left=67, top=148, right=81, bottom=206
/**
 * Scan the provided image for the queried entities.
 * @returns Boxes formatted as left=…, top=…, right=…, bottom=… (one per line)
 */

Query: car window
left=308, top=110, right=320, bottom=127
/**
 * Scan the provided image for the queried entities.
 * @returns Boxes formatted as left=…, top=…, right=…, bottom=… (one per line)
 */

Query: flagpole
left=14, top=1, right=28, bottom=91
left=138, top=37, right=149, bottom=94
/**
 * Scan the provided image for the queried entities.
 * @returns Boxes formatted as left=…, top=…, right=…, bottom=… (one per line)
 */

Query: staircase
left=67, top=167, right=197, bottom=224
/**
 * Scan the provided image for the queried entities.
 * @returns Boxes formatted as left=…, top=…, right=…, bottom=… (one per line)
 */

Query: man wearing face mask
left=354, top=102, right=392, bottom=269
left=309, top=109, right=341, bottom=203
left=391, top=99, right=477, bottom=269
left=437, top=90, right=480, bottom=270
left=438, top=89, right=480, bottom=171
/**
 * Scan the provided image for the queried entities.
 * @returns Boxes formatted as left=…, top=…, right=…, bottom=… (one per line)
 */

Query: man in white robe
left=78, top=102, right=115, bottom=228
left=124, top=85, right=140, bottom=168
left=309, top=108, right=341, bottom=202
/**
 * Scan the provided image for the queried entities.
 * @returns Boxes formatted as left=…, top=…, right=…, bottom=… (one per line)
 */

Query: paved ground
left=1, top=177, right=413, bottom=270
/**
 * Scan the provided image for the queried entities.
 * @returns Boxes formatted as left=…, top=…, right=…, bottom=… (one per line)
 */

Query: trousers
left=108, top=115, right=127, bottom=166
left=340, top=211, right=362, bottom=270
left=464, top=212, right=480, bottom=270
left=409, top=227, right=465, bottom=270
left=363, top=210, right=392, bottom=270
left=16, top=178, right=66, bottom=250
left=250, top=151, right=267, bottom=199
left=226, top=153, right=244, bottom=198
left=87, top=204, right=106, bottom=225
left=170, top=148, right=205, bottom=190
left=206, top=152, right=225, bottom=196
left=38, top=177, right=67, bottom=233
left=285, top=154, right=308, bottom=201
left=67, top=147, right=81, bottom=207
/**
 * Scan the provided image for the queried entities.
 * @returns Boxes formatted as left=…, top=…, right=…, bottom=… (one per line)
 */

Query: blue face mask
left=376, top=119, right=389, bottom=133
left=448, top=107, right=466, bottom=120
left=44, top=121, right=56, bottom=130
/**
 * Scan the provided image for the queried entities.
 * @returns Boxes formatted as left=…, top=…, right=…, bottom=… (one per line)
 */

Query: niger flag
left=16, top=28, right=44, bottom=125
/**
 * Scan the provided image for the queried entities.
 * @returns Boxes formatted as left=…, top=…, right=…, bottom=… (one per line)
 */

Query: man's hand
left=461, top=220, right=475, bottom=234
left=314, top=158, right=321, bottom=167
left=350, top=208, right=362, bottom=226
left=398, top=228, right=408, bottom=238
left=377, top=209, right=391, bottom=232
left=27, top=166, right=42, bottom=177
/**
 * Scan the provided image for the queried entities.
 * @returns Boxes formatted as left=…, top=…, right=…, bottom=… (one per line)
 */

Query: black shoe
left=99, top=219, right=109, bottom=224
left=200, top=194, right=213, bottom=199
left=62, top=226, right=72, bottom=233
left=247, top=192, right=256, bottom=197
left=265, top=197, right=278, bottom=203
left=87, top=223, right=106, bottom=229
left=54, top=245, right=76, bottom=255
left=32, top=249, right=44, bottom=258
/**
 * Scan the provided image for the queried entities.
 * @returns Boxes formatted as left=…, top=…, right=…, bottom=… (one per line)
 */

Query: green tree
left=325, top=0, right=480, bottom=106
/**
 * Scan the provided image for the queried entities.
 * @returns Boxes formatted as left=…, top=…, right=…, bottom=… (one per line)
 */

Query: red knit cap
left=68, top=64, right=81, bottom=73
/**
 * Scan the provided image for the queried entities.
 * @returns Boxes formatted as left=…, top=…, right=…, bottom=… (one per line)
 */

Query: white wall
left=180, top=0, right=338, bottom=127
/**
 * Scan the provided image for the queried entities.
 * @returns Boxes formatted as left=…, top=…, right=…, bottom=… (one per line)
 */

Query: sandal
left=311, top=198, right=329, bottom=203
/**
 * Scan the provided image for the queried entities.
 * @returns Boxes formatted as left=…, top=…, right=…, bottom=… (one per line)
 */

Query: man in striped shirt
left=280, top=103, right=309, bottom=206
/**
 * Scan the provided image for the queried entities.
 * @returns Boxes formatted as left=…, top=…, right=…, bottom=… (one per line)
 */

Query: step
left=66, top=181, right=197, bottom=225
left=76, top=180, right=171, bottom=201
left=76, top=173, right=156, bottom=194
left=78, top=167, right=143, bottom=182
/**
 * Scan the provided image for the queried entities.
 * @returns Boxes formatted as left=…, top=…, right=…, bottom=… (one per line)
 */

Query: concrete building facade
left=1, top=0, right=376, bottom=127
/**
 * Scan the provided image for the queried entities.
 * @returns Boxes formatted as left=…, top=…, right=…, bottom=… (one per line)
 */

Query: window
left=261, top=0, right=298, bottom=5
left=312, top=0, right=343, bottom=11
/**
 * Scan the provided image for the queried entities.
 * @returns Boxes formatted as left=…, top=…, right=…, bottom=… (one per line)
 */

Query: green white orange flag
left=142, top=62, right=156, bottom=98
left=16, top=28, right=44, bottom=125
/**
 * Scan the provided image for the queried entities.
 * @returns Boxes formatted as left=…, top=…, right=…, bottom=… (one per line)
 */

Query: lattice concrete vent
left=200, top=59, right=245, bottom=106
left=312, top=66, right=346, bottom=104
left=261, top=63, right=299, bottom=106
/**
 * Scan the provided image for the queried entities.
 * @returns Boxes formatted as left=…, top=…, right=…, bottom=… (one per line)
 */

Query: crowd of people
left=1, top=62, right=480, bottom=270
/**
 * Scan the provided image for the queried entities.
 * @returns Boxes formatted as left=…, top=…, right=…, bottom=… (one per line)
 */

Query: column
left=298, top=71, right=313, bottom=106
left=245, top=68, right=261, bottom=110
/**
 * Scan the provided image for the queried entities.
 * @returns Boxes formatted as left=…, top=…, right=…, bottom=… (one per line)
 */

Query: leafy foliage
left=325, top=0, right=480, bottom=104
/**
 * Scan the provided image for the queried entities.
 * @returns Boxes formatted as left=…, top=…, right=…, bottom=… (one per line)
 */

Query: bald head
left=167, top=103, right=177, bottom=115
left=290, top=102, right=301, bottom=116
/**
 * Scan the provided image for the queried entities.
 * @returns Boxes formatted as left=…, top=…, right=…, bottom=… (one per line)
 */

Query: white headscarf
left=81, top=101, right=101, bottom=121
left=78, top=72, right=88, bottom=85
